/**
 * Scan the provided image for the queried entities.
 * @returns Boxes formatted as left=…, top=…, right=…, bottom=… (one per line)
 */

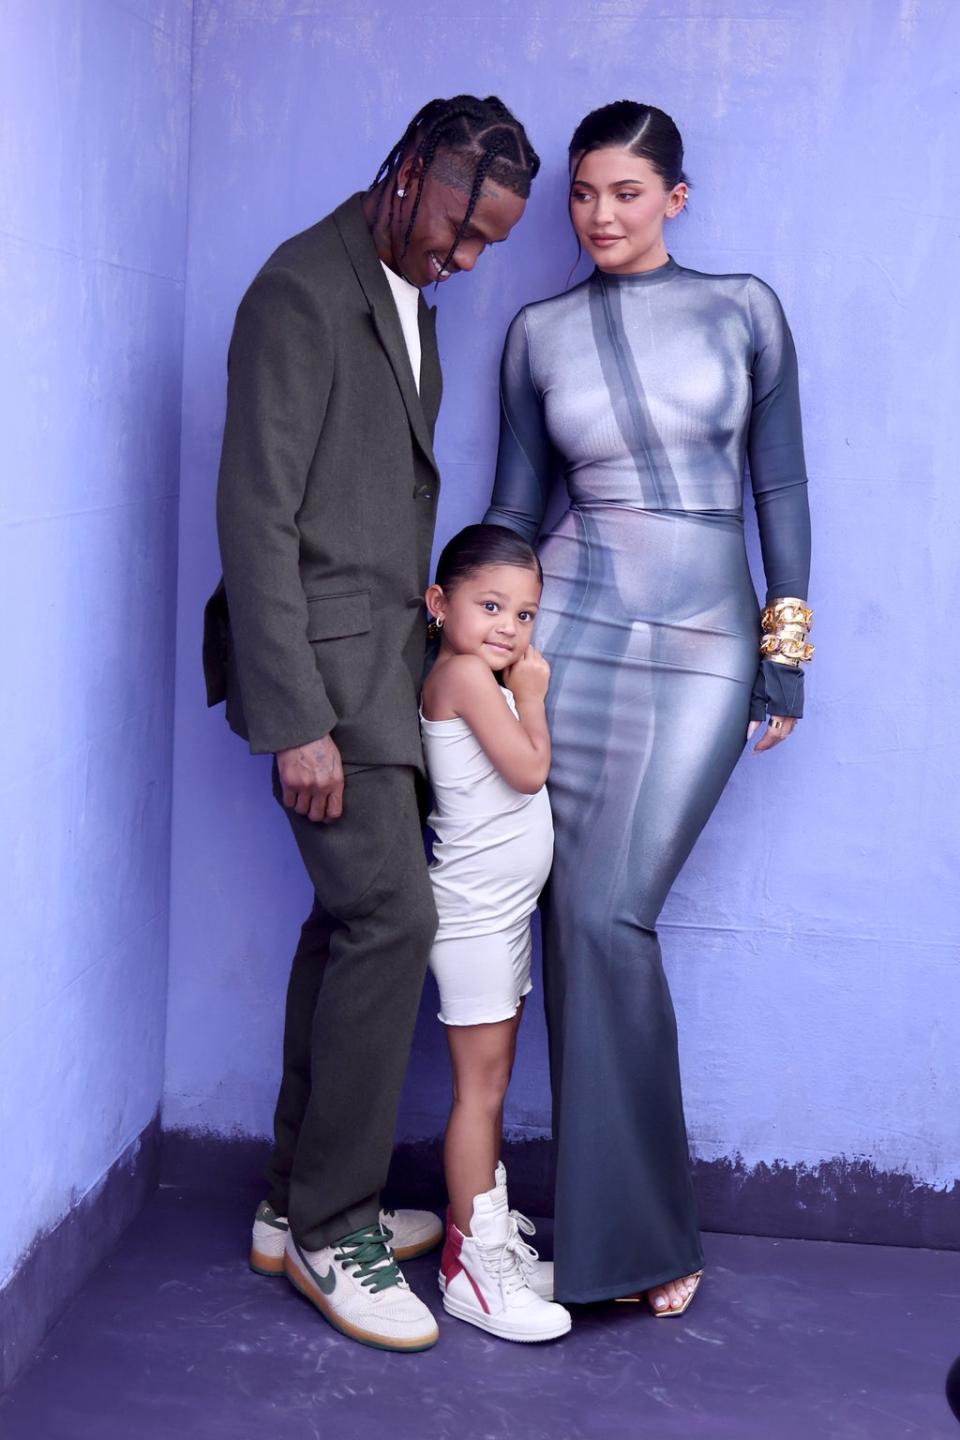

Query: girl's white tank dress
left=421, top=686, right=554, bottom=1026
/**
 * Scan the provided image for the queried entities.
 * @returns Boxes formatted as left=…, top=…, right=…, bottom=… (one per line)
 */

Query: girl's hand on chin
left=504, top=647, right=551, bottom=704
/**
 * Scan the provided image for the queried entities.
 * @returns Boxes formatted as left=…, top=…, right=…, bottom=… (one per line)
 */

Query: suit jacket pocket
left=305, top=589, right=372, bottom=641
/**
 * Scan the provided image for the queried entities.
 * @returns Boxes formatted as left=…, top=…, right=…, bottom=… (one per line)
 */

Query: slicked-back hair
left=566, top=101, right=688, bottom=277
left=370, top=95, right=540, bottom=276
left=435, top=524, right=543, bottom=593
left=569, top=101, right=687, bottom=189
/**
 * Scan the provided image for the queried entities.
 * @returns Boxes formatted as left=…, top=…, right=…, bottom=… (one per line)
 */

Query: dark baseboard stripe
left=161, top=1127, right=959, bottom=1252
left=0, top=1115, right=160, bottom=1392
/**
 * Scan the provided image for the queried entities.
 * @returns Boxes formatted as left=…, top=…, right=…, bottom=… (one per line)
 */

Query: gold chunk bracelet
left=760, top=596, right=815, bottom=667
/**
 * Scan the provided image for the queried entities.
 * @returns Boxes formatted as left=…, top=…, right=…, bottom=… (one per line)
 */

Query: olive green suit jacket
left=203, top=193, right=442, bottom=769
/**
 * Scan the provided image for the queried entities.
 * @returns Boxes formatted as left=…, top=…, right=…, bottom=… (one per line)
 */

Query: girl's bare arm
left=434, top=653, right=550, bottom=794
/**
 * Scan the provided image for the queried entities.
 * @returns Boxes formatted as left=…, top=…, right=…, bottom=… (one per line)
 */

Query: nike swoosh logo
left=294, top=1239, right=337, bottom=1295
left=314, top=1265, right=337, bottom=1295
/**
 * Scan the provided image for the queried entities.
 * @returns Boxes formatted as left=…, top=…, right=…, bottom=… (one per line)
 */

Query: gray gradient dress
left=485, top=257, right=811, bottom=1303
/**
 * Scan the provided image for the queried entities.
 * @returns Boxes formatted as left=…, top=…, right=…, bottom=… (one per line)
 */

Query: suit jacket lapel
left=333, top=194, right=440, bottom=479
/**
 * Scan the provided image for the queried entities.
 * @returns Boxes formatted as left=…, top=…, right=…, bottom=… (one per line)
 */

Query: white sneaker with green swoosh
left=250, top=1201, right=442, bottom=1275
left=283, top=1223, right=439, bottom=1351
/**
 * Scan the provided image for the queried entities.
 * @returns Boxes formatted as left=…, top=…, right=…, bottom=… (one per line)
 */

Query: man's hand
left=276, top=735, right=344, bottom=823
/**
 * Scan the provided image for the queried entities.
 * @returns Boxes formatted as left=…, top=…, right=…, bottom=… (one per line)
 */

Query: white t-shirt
left=380, top=261, right=422, bottom=393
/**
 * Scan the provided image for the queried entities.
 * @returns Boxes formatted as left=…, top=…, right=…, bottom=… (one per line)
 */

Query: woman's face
left=569, top=147, right=686, bottom=275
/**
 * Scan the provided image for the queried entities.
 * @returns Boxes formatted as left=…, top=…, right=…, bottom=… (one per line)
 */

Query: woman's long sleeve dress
left=485, top=258, right=811, bottom=1304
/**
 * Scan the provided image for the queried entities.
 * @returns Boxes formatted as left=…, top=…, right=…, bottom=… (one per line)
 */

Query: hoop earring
left=427, top=614, right=444, bottom=643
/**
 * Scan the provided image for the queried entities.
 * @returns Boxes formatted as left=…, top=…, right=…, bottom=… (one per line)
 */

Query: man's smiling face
left=390, top=149, right=527, bottom=289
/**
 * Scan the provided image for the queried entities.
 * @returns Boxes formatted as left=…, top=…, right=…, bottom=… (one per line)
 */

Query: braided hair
left=369, top=95, right=540, bottom=275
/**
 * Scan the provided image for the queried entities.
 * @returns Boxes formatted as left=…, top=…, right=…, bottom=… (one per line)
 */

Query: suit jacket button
left=414, top=485, right=434, bottom=500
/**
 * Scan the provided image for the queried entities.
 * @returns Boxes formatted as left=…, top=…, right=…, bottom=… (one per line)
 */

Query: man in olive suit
left=203, top=97, right=538, bottom=1350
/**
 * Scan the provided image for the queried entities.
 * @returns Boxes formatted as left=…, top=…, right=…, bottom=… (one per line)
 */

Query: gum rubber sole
left=390, top=1231, right=443, bottom=1262
left=283, top=1251, right=440, bottom=1353
left=249, top=1248, right=285, bottom=1277
left=441, top=1291, right=571, bottom=1343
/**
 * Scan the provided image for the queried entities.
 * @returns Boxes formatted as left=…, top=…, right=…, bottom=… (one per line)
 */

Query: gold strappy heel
left=615, top=1269, right=704, bottom=1316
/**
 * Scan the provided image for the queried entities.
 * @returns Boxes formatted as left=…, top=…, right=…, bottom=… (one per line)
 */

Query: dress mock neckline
left=591, top=256, right=679, bottom=288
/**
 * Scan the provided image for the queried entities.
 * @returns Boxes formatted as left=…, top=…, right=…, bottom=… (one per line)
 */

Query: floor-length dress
left=485, top=257, right=811, bottom=1303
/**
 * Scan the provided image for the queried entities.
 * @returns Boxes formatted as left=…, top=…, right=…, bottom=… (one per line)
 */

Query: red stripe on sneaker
left=441, top=1222, right=490, bottom=1315
left=440, top=1220, right=462, bottom=1284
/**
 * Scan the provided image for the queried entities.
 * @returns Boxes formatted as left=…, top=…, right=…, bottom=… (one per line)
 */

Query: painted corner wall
left=0, top=0, right=193, bottom=1292
left=165, top=0, right=960, bottom=1217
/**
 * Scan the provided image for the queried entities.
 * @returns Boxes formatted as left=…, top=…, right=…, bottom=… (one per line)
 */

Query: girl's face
left=426, top=563, right=542, bottom=672
left=569, top=147, right=686, bottom=275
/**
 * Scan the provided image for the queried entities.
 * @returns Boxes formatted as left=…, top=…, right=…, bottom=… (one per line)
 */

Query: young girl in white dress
left=420, top=524, right=571, bottom=1343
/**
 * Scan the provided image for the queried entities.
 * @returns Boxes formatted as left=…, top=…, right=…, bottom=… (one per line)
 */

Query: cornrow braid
left=368, top=95, right=540, bottom=272
left=434, top=134, right=511, bottom=276
left=400, top=115, right=456, bottom=254
left=371, top=97, right=459, bottom=243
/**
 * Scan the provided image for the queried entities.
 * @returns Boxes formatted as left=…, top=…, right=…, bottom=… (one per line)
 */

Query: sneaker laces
left=333, top=1223, right=404, bottom=1294
left=478, top=1216, right=536, bottom=1305
left=509, top=1208, right=543, bottom=1281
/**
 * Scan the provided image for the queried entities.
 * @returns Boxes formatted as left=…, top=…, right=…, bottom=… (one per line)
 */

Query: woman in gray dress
left=485, top=102, right=813, bottom=1313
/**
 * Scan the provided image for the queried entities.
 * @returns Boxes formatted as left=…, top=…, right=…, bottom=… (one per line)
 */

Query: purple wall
left=0, top=0, right=192, bottom=1289
left=165, top=0, right=959, bottom=1216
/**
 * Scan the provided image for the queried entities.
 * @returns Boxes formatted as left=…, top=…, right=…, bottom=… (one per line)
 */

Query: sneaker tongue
left=470, top=1186, right=510, bottom=1245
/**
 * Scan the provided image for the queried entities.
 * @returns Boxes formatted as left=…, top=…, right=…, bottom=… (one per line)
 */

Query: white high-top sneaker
left=491, top=1163, right=555, bottom=1301
left=250, top=1201, right=442, bottom=1275
left=284, top=1222, right=439, bottom=1352
left=439, top=1179, right=571, bottom=1342
left=509, top=1207, right=555, bottom=1300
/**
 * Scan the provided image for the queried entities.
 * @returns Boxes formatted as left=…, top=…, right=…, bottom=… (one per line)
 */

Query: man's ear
left=396, top=153, right=424, bottom=194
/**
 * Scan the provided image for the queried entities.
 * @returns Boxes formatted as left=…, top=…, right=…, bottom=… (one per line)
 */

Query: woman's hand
left=747, top=715, right=797, bottom=752
left=504, top=646, right=551, bottom=705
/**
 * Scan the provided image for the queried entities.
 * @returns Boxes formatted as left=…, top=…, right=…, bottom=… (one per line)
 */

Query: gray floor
left=2, top=1184, right=959, bottom=1438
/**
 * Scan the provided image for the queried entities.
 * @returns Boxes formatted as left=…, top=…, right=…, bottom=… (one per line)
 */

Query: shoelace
left=333, top=1223, right=404, bottom=1294
left=509, top=1208, right=543, bottom=1280
left=478, top=1216, right=536, bottom=1304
